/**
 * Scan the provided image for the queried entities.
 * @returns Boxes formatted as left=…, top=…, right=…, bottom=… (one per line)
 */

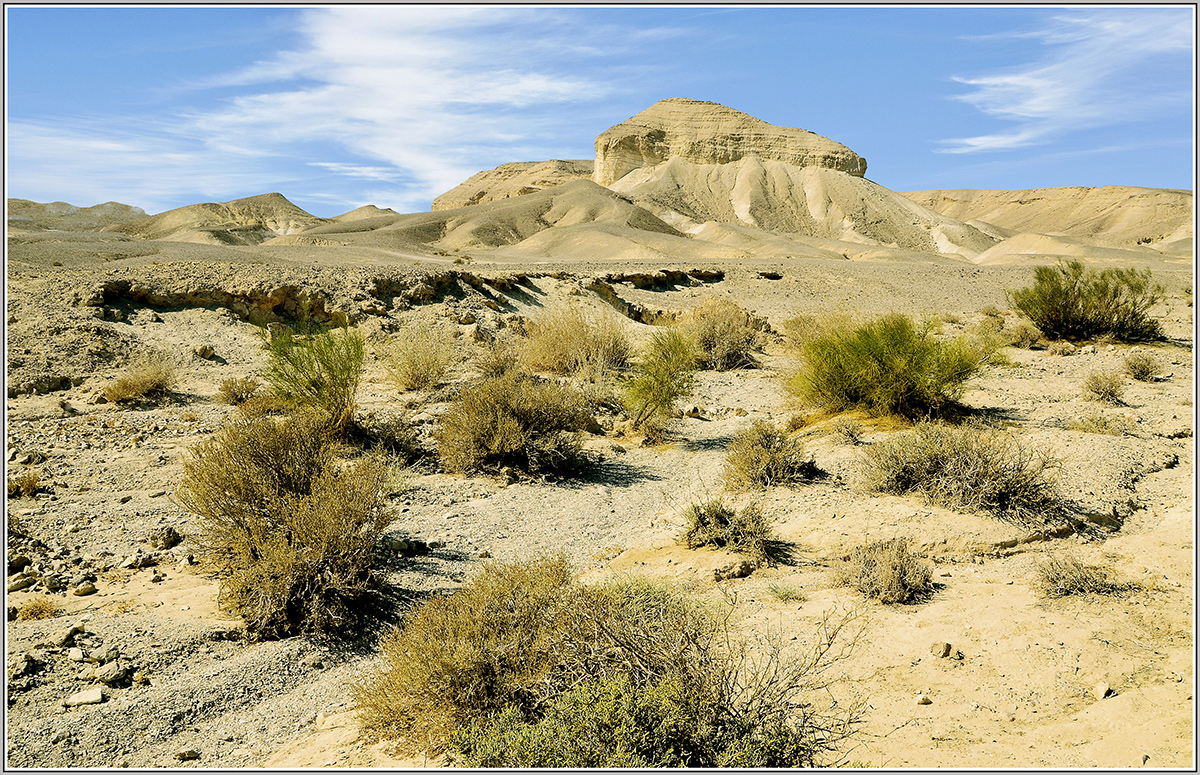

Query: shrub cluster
left=355, top=556, right=860, bottom=767
left=1082, top=371, right=1125, bottom=405
left=858, top=421, right=1060, bottom=520
left=474, top=334, right=521, bottom=378
left=722, top=420, right=819, bottom=489
left=1007, top=260, right=1164, bottom=342
left=435, top=373, right=592, bottom=476
left=522, top=303, right=631, bottom=381
left=680, top=499, right=787, bottom=565
left=789, top=313, right=993, bottom=418
left=261, top=323, right=365, bottom=433
left=1123, top=351, right=1162, bottom=382
left=176, top=411, right=390, bottom=639
left=16, top=597, right=60, bottom=621
left=384, top=322, right=456, bottom=391
left=623, top=329, right=697, bottom=430
left=1034, top=554, right=1141, bottom=598
left=678, top=297, right=763, bottom=371
left=104, top=351, right=177, bottom=404
left=217, top=377, right=261, bottom=406
left=835, top=537, right=932, bottom=604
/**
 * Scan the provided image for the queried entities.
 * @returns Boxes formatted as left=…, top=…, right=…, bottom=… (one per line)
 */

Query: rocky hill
left=6, top=199, right=147, bottom=232
left=431, top=160, right=593, bottom=210
left=104, top=193, right=329, bottom=246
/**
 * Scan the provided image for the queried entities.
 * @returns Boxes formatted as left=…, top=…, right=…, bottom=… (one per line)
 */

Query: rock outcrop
left=106, top=193, right=328, bottom=246
left=432, top=160, right=593, bottom=210
left=592, top=97, right=867, bottom=186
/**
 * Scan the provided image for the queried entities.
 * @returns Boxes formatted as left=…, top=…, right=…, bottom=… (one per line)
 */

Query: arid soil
left=4, top=231, right=1193, bottom=769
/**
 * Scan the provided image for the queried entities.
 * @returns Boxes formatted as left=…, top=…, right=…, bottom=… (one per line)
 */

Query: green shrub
left=623, top=329, right=698, bottom=429
left=789, top=313, right=993, bottom=418
left=435, top=373, right=592, bottom=475
left=1083, top=371, right=1125, bottom=404
left=357, top=557, right=861, bottom=766
left=217, top=376, right=261, bottom=405
left=722, top=420, right=819, bottom=489
left=522, top=303, right=631, bottom=381
left=1007, top=260, right=1164, bottom=342
left=680, top=499, right=787, bottom=565
left=176, top=412, right=390, bottom=639
left=384, top=322, right=456, bottom=391
left=261, top=324, right=364, bottom=432
left=836, top=537, right=932, bottom=604
left=1034, top=554, right=1141, bottom=598
left=104, top=351, right=177, bottom=403
left=858, top=421, right=1060, bottom=520
left=678, top=297, right=763, bottom=371
left=1123, top=351, right=1162, bottom=382
left=767, top=582, right=807, bottom=603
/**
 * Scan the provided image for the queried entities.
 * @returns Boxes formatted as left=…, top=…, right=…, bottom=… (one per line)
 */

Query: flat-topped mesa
left=593, top=97, right=867, bottom=186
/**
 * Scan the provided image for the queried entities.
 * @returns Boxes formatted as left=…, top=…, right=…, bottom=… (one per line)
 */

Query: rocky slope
left=104, top=193, right=329, bottom=247
left=7, top=200, right=147, bottom=232
left=431, top=160, right=593, bottom=211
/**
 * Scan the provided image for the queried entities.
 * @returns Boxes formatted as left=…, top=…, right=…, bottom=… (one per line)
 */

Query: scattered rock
left=68, top=647, right=87, bottom=663
left=931, top=641, right=952, bottom=658
left=714, top=559, right=754, bottom=581
left=917, top=694, right=933, bottom=705
left=683, top=404, right=703, bottom=418
left=63, top=687, right=105, bottom=707
left=193, top=344, right=215, bottom=359
left=72, top=581, right=98, bottom=596
left=94, top=660, right=128, bottom=686
left=1094, top=682, right=1113, bottom=700
left=7, top=576, right=37, bottom=593
left=50, top=622, right=86, bottom=648
left=8, top=555, right=32, bottom=575
left=175, top=748, right=201, bottom=762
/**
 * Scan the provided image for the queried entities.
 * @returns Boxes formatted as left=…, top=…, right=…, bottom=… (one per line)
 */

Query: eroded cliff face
left=592, top=97, right=867, bottom=186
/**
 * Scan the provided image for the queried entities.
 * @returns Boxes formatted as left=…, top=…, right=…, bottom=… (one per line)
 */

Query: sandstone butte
left=592, top=97, right=868, bottom=186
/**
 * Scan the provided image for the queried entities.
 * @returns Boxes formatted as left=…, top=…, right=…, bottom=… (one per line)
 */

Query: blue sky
left=5, top=5, right=1194, bottom=217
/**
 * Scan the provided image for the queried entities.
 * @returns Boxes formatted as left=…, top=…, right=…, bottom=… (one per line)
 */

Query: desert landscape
left=5, top=97, right=1194, bottom=768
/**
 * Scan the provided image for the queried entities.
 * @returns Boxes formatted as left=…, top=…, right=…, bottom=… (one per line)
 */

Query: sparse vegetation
left=176, top=411, right=390, bottom=639
left=1034, top=554, right=1141, bottom=598
left=261, top=323, right=365, bottom=432
left=678, top=297, right=764, bottom=371
left=767, top=582, right=807, bottom=603
left=836, top=537, right=932, bottom=604
left=522, top=303, right=631, bottom=381
left=1007, top=320, right=1043, bottom=349
left=7, top=469, right=41, bottom=498
left=348, top=411, right=422, bottom=463
left=384, top=322, right=457, bottom=391
left=435, top=373, right=592, bottom=476
left=623, top=329, right=698, bottom=429
left=103, top=351, right=177, bottom=404
left=722, top=420, right=819, bottom=489
left=831, top=417, right=864, bottom=445
left=1047, top=340, right=1077, bottom=356
left=474, top=334, right=521, bottom=378
left=1083, top=370, right=1125, bottom=404
left=1007, top=260, right=1164, bottom=342
left=217, top=376, right=261, bottom=405
left=356, top=556, right=861, bottom=766
left=236, top=392, right=289, bottom=418
left=680, top=499, right=787, bottom=565
left=1067, top=412, right=1131, bottom=436
left=858, top=421, right=1060, bottom=520
left=789, top=313, right=995, bottom=418
left=17, top=597, right=60, bottom=621
left=1123, top=351, right=1162, bottom=382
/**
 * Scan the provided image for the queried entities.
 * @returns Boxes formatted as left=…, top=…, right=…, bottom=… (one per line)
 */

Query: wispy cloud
left=939, top=9, right=1193, bottom=153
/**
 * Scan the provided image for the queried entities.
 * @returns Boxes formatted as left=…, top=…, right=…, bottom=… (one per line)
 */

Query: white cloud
left=939, top=9, right=1193, bottom=153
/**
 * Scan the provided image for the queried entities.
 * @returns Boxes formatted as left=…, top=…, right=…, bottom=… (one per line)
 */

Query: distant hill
left=106, top=193, right=328, bottom=246
left=7, top=199, right=147, bottom=232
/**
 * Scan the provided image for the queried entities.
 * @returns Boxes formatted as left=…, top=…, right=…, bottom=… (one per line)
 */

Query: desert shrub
left=176, top=411, right=390, bottom=639
left=680, top=499, right=787, bottom=565
left=1047, top=341, right=1077, bottom=356
left=357, top=557, right=861, bottom=766
left=678, top=297, right=763, bottom=371
left=1007, top=320, right=1043, bottom=349
left=1067, top=413, right=1130, bottom=436
left=17, top=597, right=60, bottom=621
left=261, top=323, right=364, bottom=432
left=831, top=418, right=864, bottom=445
left=435, top=373, right=592, bottom=476
left=217, top=377, right=261, bottom=405
left=348, top=412, right=422, bottom=463
left=767, top=582, right=807, bottom=603
left=103, top=351, right=176, bottom=403
left=236, top=392, right=289, bottom=418
left=1007, top=260, right=1164, bottom=342
left=522, top=303, right=631, bottom=381
left=474, top=334, right=521, bottom=378
left=7, top=469, right=41, bottom=498
left=1034, top=554, right=1141, bottom=598
left=1123, top=351, right=1162, bottom=382
left=1083, top=371, right=1125, bottom=405
left=836, top=537, right=932, bottom=604
left=384, top=322, right=456, bottom=391
left=722, top=420, right=819, bottom=489
left=980, top=304, right=1004, bottom=318
left=789, top=313, right=994, bottom=418
left=858, top=421, right=1060, bottom=520
left=623, top=329, right=698, bottom=429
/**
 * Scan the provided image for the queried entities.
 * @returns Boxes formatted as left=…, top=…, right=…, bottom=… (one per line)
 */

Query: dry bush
left=1123, top=351, right=1162, bottom=382
left=103, top=351, right=177, bottom=403
left=1047, top=341, right=1077, bottom=356
left=522, top=303, right=631, bottom=381
left=261, top=323, right=364, bottom=433
left=348, top=411, right=422, bottom=463
left=980, top=304, right=1004, bottom=318
left=767, top=582, right=807, bottom=603
left=1083, top=371, right=1125, bottom=405
left=1008, top=260, right=1164, bottom=342
left=435, top=373, right=592, bottom=476
left=176, top=411, right=390, bottom=639
left=384, top=322, right=457, bottom=391
left=236, top=392, right=289, bottom=418
left=623, top=329, right=697, bottom=430
left=678, top=297, right=764, bottom=371
left=217, top=377, right=261, bottom=405
left=680, top=499, right=788, bottom=565
left=790, top=313, right=995, bottom=419
left=858, top=421, right=1060, bottom=520
left=7, top=469, right=41, bottom=498
left=835, top=537, right=932, bottom=604
left=356, top=556, right=862, bottom=767
left=831, top=418, right=864, bottom=446
left=1068, top=413, right=1130, bottom=436
left=722, top=420, right=819, bottom=489
left=17, top=597, right=61, bottom=621
left=1007, top=320, right=1043, bottom=349
left=1034, top=554, right=1141, bottom=598
left=474, top=334, right=521, bottom=378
